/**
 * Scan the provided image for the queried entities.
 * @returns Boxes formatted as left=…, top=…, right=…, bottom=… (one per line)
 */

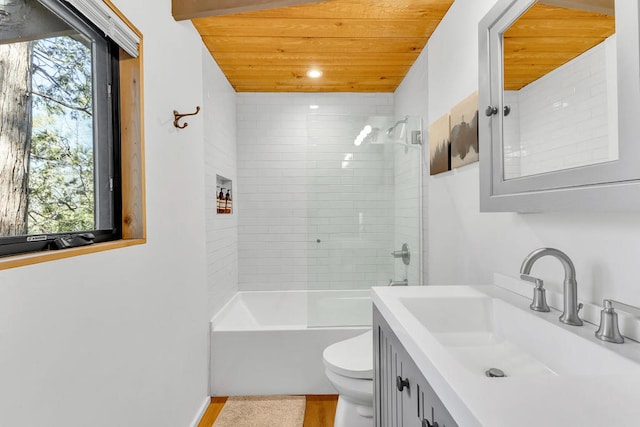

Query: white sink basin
left=372, top=282, right=640, bottom=427
left=396, top=286, right=640, bottom=378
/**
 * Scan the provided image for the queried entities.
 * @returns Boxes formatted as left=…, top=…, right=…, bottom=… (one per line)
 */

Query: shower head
left=386, top=116, right=409, bottom=140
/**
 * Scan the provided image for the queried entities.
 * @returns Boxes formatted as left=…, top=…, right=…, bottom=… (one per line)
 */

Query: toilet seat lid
left=323, top=330, right=373, bottom=379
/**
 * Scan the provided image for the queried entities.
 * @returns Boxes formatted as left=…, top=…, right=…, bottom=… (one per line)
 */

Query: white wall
left=0, top=1, right=215, bottom=425
left=203, top=47, right=238, bottom=318
left=399, top=0, right=640, bottom=309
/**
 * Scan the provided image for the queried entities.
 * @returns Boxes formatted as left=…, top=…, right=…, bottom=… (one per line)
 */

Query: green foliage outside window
left=0, top=35, right=95, bottom=236
left=28, top=36, right=95, bottom=234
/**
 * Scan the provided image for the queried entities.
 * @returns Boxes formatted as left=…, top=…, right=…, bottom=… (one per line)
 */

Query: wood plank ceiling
left=189, top=0, right=454, bottom=92
left=183, top=0, right=614, bottom=93
left=503, top=2, right=615, bottom=91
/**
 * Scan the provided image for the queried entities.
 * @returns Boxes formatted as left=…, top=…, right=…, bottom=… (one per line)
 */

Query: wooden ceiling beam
left=172, top=0, right=330, bottom=21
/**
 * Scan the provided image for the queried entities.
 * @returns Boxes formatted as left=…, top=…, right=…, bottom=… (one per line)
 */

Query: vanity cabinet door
left=399, top=353, right=427, bottom=427
left=374, top=307, right=458, bottom=427
left=375, top=318, right=406, bottom=426
left=413, top=369, right=458, bottom=427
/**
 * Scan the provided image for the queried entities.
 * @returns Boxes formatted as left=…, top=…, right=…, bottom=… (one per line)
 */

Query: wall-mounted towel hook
left=173, top=106, right=200, bottom=129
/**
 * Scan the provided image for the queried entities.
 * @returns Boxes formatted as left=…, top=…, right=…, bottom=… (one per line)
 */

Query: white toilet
left=322, top=330, right=373, bottom=427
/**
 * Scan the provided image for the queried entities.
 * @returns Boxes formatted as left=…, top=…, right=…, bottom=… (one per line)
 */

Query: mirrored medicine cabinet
left=478, top=0, right=640, bottom=212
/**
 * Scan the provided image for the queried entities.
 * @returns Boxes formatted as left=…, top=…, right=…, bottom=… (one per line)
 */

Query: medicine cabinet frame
left=478, top=0, right=640, bottom=212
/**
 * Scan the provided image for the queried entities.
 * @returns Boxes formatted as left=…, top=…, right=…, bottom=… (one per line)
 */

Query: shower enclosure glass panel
left=306, top=114, right=423, bottom=328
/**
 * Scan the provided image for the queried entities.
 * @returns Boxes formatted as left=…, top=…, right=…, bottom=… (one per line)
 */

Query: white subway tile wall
left=204, top=52, right=239, bottom=318
left=237, top=93, right=411, bottom=292
left=503, top=36, right=617, bottom=180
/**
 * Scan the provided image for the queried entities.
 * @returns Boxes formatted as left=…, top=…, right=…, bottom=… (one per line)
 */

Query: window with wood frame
left=0, top=0, right=145, bottom=264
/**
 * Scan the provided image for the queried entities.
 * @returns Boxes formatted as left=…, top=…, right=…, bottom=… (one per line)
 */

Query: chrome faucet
left=520, top=248, right=583, bottom=326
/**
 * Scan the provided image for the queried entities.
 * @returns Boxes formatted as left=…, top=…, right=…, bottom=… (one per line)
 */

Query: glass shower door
left=306, top=114, right=423, bottom=328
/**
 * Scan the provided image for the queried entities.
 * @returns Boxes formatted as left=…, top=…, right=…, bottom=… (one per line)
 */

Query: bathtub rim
left=211, top=289, right=372, bottom=332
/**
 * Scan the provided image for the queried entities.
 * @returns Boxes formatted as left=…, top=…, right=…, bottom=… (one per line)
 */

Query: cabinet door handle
left=485, top=105, right=498, bottom=116
left=396, top=376, right=410, bottom=391
left=422, top=419, right=432, bottom=427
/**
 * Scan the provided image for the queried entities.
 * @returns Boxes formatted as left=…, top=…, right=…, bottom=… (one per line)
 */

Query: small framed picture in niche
left=216, top=175, right=233, bottom=214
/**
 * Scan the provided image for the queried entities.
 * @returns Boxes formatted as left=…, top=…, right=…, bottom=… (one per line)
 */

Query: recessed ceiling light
left=307, top=69, right=323, bottom=78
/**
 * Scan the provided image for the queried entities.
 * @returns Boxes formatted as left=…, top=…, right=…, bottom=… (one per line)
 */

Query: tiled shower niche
left=216, top=175, right=233, bottom=214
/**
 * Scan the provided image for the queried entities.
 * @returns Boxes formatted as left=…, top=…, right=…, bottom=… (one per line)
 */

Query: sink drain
left=485, top=368, right=506, bottom=378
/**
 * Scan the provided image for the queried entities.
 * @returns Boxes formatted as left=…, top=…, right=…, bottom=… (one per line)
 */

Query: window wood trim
left=0, top=0, right=146, bottom=271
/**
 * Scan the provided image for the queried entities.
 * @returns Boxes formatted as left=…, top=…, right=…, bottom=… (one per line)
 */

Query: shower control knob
left=396, top=376, right=410, bottom=392
left=391, top=243, right=411, bottom=266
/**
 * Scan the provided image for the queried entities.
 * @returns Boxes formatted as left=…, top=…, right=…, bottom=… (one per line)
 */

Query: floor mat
left=213, top=395, right=306, bottom=427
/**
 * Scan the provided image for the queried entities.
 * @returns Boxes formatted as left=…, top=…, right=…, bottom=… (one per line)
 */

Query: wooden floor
left=302, top=395, right=339, bottom=427
left=197, top=395, right=338, bottom=427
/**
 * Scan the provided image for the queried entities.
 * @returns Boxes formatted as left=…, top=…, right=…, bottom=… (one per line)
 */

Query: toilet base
left=333, top=395, right=373, bottom=427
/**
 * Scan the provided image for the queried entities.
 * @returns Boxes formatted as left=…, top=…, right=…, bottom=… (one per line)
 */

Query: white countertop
left=372, top=280, right=640, bottom=427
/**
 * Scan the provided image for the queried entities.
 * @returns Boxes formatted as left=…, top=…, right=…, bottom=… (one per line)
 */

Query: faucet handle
left=391, top=243, right=410, bottom=266
left=520, top=274, right=550, bottom=312
left=520, top=274, right=542, bottom=286
left=596, top=299, right=640, bottom=344
left=596, top=300, right=625, bottom=344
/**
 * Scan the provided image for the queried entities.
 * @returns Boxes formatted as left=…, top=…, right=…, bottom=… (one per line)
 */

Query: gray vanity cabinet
left=374, top=307, right=458, bottom=427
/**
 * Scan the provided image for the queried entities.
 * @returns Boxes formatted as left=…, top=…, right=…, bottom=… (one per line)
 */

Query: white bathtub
left=210, top=290, right=371, bottom=396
